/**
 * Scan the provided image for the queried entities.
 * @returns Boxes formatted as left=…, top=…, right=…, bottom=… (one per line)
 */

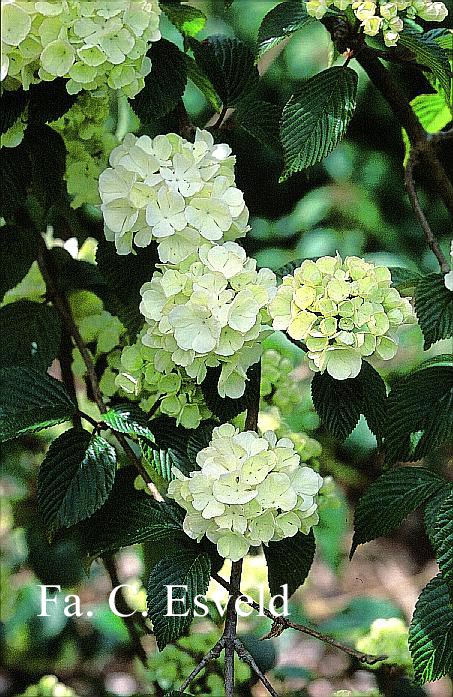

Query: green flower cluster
left=139, top=242, right=276, bottom=399
left=305, top=0, right=448, bottom=47
left=168, top=424, right=323, bottom=561
left=355, top=618, right=413, bottom=672
left=269, top=255, right=414, bottom=380
left=147, top=629, right=250, bottom=694
left=51, top=92, right=118, bottom=208
left=1, top=0, right=161, bottom=96
left=18, top=675, right=78, bottom=697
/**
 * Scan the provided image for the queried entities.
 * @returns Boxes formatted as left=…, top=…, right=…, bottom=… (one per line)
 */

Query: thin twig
left=59, top=327, right=82, bottom=430
left=213, top=104, right=228, bottom=130
left=405, top=153, right=450, bottom=273
left=179, top=639, right=225, bottom=693
left=234, top=638, right=279, bottom=697
left=223, top=559, right=243, bottom=697
left=212, top=573, right=386, bottom=666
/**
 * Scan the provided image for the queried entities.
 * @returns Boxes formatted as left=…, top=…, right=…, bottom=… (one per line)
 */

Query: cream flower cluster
left=1, top=0, right=160, bottom=96
left=99, top=129, right=249, bottom=259
left=139, top=242, right=277, bottom=399
left=305, top=0, right=448, bottom=46
left=269, top=255, right=413, bottom=380
left=167, top=424, right=323, bottom=561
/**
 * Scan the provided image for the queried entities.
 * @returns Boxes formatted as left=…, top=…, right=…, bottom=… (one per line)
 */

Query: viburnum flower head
left=1, top=0, right=161, bottom=95
left=167, top=424, right=323, bottom=561
left=139, top=242, right=277, bottom=399
left=304, top=0, right=447, bottom=46
left=269, top=254, right=414, bottom=380
left=99, top=129, right=249, bottom=260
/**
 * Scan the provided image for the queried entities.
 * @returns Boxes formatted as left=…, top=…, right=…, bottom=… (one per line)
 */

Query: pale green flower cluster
left=305, top=0, right=448, bottom=46
left=99, top=129, right=249, bottom=260
left=51, top=92, right=118, bottom=208
left=19, top=675, right=78, bottom=697
left=260, top=348, right=303, bottom=414
left=269, top=255, right=414, bottom=380
left=139, top=242, right=276, bottom=399
left=108, top=336, right=212, bottom=429
left=1, top=0, right=160, bottom=96
left=356, top=618, right=413, bottom=672
left=72, top=308, right=125, bottom=378
left=167, top=424, right=323, bottom=561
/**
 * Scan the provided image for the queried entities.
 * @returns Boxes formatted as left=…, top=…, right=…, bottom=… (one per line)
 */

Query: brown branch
left=234, top=638, right=279, bottom=697
left=179, top=639, right=225, bottom=693
left=58, top=327, right=82, bottom=430
left=405, top=153, right=450, bottom=273
left=224, top=559, right=243, bottom=697
left=212, top=573, right=386, bottom=666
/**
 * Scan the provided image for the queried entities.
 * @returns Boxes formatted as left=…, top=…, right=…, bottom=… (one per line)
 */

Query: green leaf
left=147, top=547, right=211, bottom=649
left=257, top=1, right=315, bottom=59
left=200, top=361, right=261, bottom=423
left=424, top=483, right=453, bottom=549
left=432, top=491, right=453, bottom=593
left=385, top=365, right=453, bottom=463
left=133, top=39, right=188, bottom=122
left=28, top=78, right=77, bottom=125
left=186, top=420, right=217, bottom=466
left=403, top=92, right=452, bottom=165
left=280, top=66, right=358, bottom=180
left=415, top=273, right=453, bottom=349
left=38, top=428, right=117, bottom=539
left=162, top=3, right=207, bottom=37
left=0, top=226, right=38, bottom=301
left=0, top=301, right=61, bottom=370
left=0, top=88, right=28, bottom=135
left=264, top=530, right=315, bottom=606
left=96, top=239, right=158, bottom=338
left=409, top=574, right=453, bottom=684
left=399, top=31, right=452, bottom=100
left=389, top=266, right=422, bottom=293
left=311, top=361, right=387, bottom=443
left=74, top=468, right=185, bottom=562
left=0, top=367, right=76, bottom=442
left=190, top=35, right=259, bottom=107
left=142, top=416, right=192, bottom=480
left=184, top=53, right=222, bottom=111
left=0, top=141, right=32, bottom=220
left=24, top=124, right=67, bottom=215
left=351, top=467, right=444, bottom=557
left=234, top=96, right=281, bottom=150
left=103, top=403, right=154, bottom=440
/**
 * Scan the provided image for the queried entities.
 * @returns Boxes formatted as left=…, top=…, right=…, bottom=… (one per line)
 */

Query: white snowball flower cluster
left=99, top=129, right=249, bottom=260
left=167, top=424, right=323, bottom=561
left=139, top=242, right=277, bottom=399
left=304, top=0, right=448, bottom=46
left=1, top=0, right=161, bottom=96
left=269, top=255, right=414, bottom=380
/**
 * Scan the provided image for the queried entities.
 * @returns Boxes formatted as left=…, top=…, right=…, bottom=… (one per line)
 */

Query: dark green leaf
left=38, top=429, right=117, bottom=538
left=351, top=467, right=444, bottom=557
left=432, top=491, right=453, bottom=592
left=184, top=53, right=222, bottom=111
left=162, top=3, right=207, bottom=37
left=264, top=530, right=315, bottom=606
left=409, top=574, right=453, bottom=684
left=424, top=483, right=453, bottom=549
left=28, top=78, right=77, bottom=125
left=24, top=124, right=67, bottom=213
left=96, top=239, right=158, bottom=338
left=142, top=415, right=192, bottom=480
left=389, top=266, right=422, bottom=293
left=257, top=1, right=315, bottom=59
left=311, top=361, right=387, bottom=442
left=0, top=367, right=76, bottom=442
left=399, top=31, right=451, bottom=99
left=0, top=141, right=32, bottom=220
left=147, top=547, right=211, bottom=649
left=0, top=226, right=38, bottom=300
left=0, top=301, right=61, bottom=370
left=74, top=468, right=184, bottom=562
left=103, top=403, right=154, bottom=440
left=186, top=420, right=217, bottom=466
left=280, top=66, right=358, bottom=180
left=133, top=39, right=188, bottom=122
left=385, top=365, right=453, bottom=463
left=201, top=361, right=260, bottom=422
left=190, top=35, right=259, bottom=107
left=234, top=96, right=281, bottom=150
left=415, top=273, right=453, bottom=349
left=0, top=88, right=28, bottom=134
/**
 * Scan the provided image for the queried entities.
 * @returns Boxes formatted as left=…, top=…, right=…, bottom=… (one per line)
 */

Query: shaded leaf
left=201, top=361, right=261, bottom=423
left=184, top=53, right=222, bottom=111
left=432, top=491, right=453, bottom=592
left=0, top=301, right=61, bottom=370
left=0, top=226, right=38, bottom=301
left=257, top=1, right=315, bottom=59
left=38, top=429, right=116, bottom=539
left=389, top=266, right=422, bottom=293
left=162, top=4, right=206, bottom=37
left=280, top=66, right=358, bottom=180
left=142, top=415, right=192, bottom=480
left=399, top=31, right=451, bottom=99
left=0, top=367, right=76, bottom=442
left=103, top=403, right=154, bottom=440
left=351, top=467, right=444, bottom=557
left=264, top=530, right=315, bottom=606
left=424, top=483, right=453, bottom=549
left=234, top=96, right=281, bottom=150
left=415, top=273, right=453, bottom=349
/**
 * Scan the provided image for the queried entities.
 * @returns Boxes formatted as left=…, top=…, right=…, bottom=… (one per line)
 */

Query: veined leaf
left=190, top=35, right=259, bottom=107
left=311, top=361, right=387, bottom=443
left=280, top=66, right=358, bottom=180
left=389, top=266, right=421, bottom=293
left=141, top=415, right=192, bottom=480
left=257, top=1, right=315, bottom=59
left=38, top=429, right=117, bottom=539
left=162, top=3, right=206, bottom=37
left=385, top=365, right=453, bottom=463
left=432, top=491, right=453, bottom=593
left=399, top=30, right=451, bottom=100
left=147, top=547, right=211, bottom=649
left=0, top=226, right=38, bottom=301
left=103, top=403, right=154, bottom=440
left=351, top=467, right=444, bottom=557
left=424, top=483, right=453, bottom=549
left=234, top=96, right=281, bottom=150
left=403, top=92, right=452, bottom=165
left=0, top=301, right=61, bottom=370
left=409, top=574, right=453, bottom=684
left=184, top=53, right=222, bottom=111
left=0, top=367, right=76, bottom=442
left=264, top=529, right=315, bottom=606
left=415, top=273, right=453, bottom=349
